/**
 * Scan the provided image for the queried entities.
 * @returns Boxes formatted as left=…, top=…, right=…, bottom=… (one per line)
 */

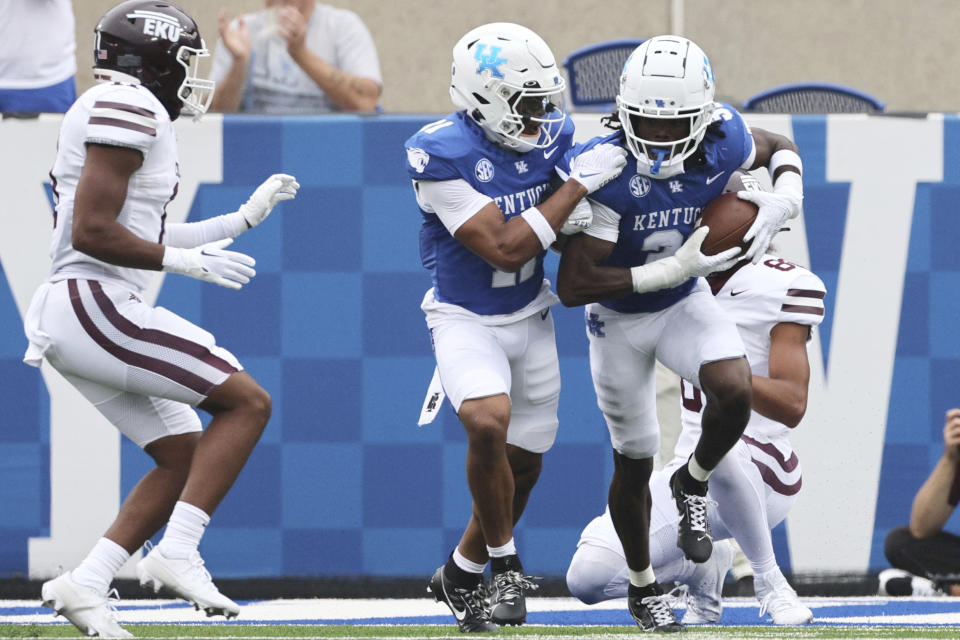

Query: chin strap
left=635, top=152, right=686, bottom=179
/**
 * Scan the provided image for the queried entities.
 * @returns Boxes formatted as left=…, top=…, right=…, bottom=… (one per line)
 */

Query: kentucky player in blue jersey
left=404, top=23, right=627, bottom=632
left=556, top=36, right=805, bottom=632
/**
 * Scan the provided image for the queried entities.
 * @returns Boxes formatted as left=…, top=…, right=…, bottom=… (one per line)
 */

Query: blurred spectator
left=209, top=0, right=381, bottom=114
left=881, top=408, right=960, bottom=596
left=0, top=0, right=76, bottom=114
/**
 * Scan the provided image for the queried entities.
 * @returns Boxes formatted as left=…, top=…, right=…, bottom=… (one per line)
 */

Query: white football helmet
left=450, top=23, right=567, bottom=153
left=617, top=36, right=716, bottom=177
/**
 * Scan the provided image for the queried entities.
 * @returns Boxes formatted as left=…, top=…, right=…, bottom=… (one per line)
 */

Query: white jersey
left=675, top=255, right=826, bottom=457
left=0, top=0, right=76, bottom=89
left=48, top=80, right=179, bottom=293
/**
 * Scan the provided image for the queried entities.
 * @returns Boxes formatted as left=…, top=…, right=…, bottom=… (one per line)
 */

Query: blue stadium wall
left=1, top=113, right=958, bottom=578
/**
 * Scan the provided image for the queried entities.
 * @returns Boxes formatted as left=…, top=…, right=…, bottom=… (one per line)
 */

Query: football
left=698, top=192, right=759, bottom=256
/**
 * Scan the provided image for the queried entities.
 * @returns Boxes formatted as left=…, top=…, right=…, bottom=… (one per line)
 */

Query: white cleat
left=40, top=572, right=133, bottom=638
left=878, top=568, right=943, bottom=597
left=755, top=567, right=813, bottom=625
left=137, top=547, right=240, bottom=619
left=682, top=538, right=735, bottom=624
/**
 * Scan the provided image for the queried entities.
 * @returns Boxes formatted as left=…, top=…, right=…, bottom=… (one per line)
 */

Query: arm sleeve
left=163, top=213, right=248, bottom=248
left=414, top=178, right=493, bottom=235
left=582, top=199, right=621, bottom=243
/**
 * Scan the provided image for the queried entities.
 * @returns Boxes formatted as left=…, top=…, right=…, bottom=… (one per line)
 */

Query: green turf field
left=2, top=625, right=960, bottom=640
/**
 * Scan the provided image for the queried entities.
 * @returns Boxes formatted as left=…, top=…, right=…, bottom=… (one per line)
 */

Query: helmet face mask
left=94, top=1, right=215, bottom=120
left=450, top=23, right=566, bottom=153
left=617, top=36, right=716, bottom=176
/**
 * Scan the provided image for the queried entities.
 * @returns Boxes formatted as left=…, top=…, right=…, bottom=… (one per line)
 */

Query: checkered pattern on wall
left=1, top=114, right=958, bottom=578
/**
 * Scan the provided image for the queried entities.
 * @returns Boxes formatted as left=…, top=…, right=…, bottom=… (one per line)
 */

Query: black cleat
left=670, top=465, right=713, bottom=563
left=428, top=566, right=498, bottom=633
left=628, top=583, right=685, bottom=633
left=488, top=555, right=539, bottom=626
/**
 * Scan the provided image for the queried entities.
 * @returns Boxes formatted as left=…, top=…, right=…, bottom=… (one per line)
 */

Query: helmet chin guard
left=450, top=23, right=566, bottom=153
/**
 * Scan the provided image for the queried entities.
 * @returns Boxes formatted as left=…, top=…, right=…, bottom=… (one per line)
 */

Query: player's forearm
left=750, top=375, right=807, bottom=428
left=210, top=60, right=247, bottom=112
left=489, top=181, right=591, bottom=269
left=909, top=454, right=958, bottom=538
left=164, top=213, right=248, bottom=248
left=556, top=253, right=633, bottom=307
left=73, top=220, right=166, bottom=270
left=288, top=45, right=379, bottom=111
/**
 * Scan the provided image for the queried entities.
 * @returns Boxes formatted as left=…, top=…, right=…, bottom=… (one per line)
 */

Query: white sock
left=71, top=538, right=130, bottom=594
left=452, top=548, right=486, bottom=574
left=688, top=455, right=712, bottom=482
left=486, top=538, right=517, bottom=558
left=157, top=501, right=210, bottom=559
left=629, top=564, right=657, bottom=588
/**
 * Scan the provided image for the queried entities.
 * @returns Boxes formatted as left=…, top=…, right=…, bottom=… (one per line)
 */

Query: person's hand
left=218, top=9, right=251, bottom=63
left=161, top=239, right=256, bottom=290
left=238, top=174, right=300, bottom=229
left=567, top=143, right=628, bottom=194
left=630, top=226, right=743, bottom=293
left=945, top=409, right=960, bottom=462
left=560, top=200, right=592, bottom=235
left=276, top=5, right=308, bottom=55
left=673, top=226, right=743, bottom=278
left=738, top=189, right=802, bottom=264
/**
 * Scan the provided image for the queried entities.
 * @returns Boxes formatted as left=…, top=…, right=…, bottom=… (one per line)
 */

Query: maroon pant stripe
left=741, top=434, right=800, bottom=472
left=750, top=458, right=803, bottom=496
left=68, top=279, right=222, bottom=396
left=88, top=280, right=235, bottom=374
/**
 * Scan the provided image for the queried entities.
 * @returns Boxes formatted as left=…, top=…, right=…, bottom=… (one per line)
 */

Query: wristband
left=521, top=207, right=557, bottom=250
left=630, top=257, right=683, bottom=293
left=769, top=149, right=803, bottom=178
left=773, top=170, right=803, bottom=199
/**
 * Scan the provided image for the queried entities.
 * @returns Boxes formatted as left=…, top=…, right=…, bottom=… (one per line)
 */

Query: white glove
left=738, top=188, right=801, bottom=264
left=237, top=173, right=300, bottom=229
left=629, top=226, right=742, bottom=293
left=162, top=238, right=256, bottom=290
left=567, top=143, right=628, bottom=194
left=560, top=199, right=593, bottom=235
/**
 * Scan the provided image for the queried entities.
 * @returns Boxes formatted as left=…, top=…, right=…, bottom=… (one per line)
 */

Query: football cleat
left=627, top=583, right=685, bottom=632
left=41, top=572, right=133, bottom=639
left=137, top=547, right=240, bottom=619
left=755, top=567, right=813, bottom=625
left=428, top=566, right=498, bottom=633
left=670, top=465, right=713, bottom=563
left=488, top=556, right=539, bottom=626
left=682, top=538, right=735, bottom=624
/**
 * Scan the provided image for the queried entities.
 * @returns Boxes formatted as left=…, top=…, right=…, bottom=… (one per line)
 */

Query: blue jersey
left=558, top=104, right=753, bottom=314
left=405, top=111, right=574, bottom=316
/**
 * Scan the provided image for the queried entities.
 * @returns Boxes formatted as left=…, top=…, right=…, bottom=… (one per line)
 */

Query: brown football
left=698, top=192, right=758, bottom=256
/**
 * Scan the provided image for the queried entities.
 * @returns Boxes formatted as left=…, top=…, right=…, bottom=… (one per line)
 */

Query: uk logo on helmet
left=128, top=10, right=182, bottom=43
left=474, top=45, right=507, bottom=79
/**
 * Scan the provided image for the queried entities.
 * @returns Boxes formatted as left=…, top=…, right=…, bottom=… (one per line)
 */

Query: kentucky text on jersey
left=405, top=111, right=574, bottom=316
left=633, top=207, right=700, bottom=231
left=493, top=183, right=551, bottom=216
left=559, top=104, right=753, bottom=314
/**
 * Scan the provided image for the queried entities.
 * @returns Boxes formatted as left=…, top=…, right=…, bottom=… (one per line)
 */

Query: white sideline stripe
left=3, top=595, right=960, bottom=625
